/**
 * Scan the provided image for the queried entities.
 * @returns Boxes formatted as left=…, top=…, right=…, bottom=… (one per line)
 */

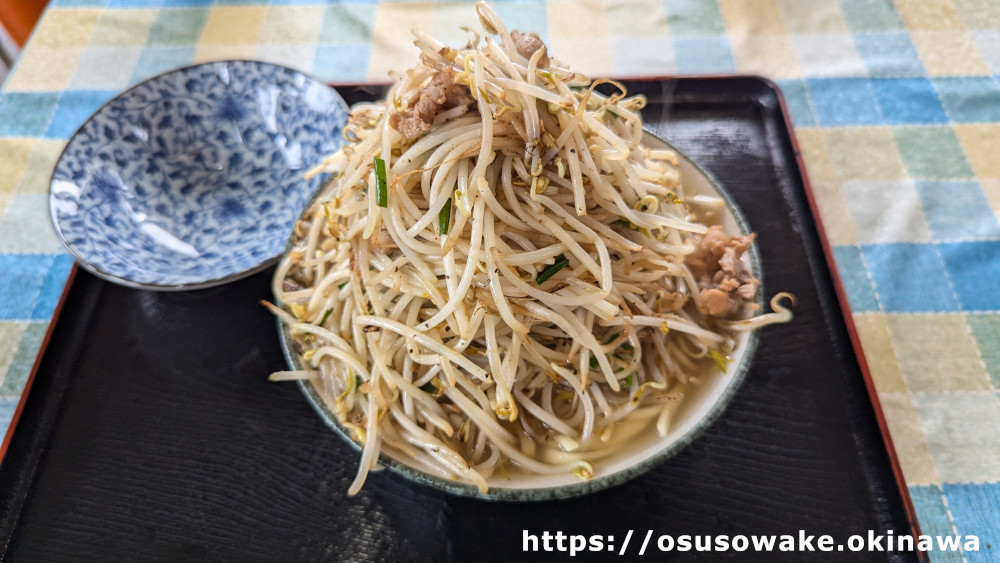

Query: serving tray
left=0, top=77, right=919, bottom=561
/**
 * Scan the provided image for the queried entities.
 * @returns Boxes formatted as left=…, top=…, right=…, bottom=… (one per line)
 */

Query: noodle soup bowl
left=278, top=132, right=763, bottom=501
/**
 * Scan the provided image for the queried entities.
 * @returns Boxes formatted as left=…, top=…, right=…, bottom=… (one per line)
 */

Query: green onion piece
left=355, top=375, right=364, bottom=390
left=539, top=70, right=558, bottom=88
left=497, top=458, right=510, bottom=480
left=536, top=253, right=569, bottom=284
left=439, top=197, right=452, bottom=235
left=621, top=341, right=634, bottom=352
left=374, top=156, right=388, bottom=208
left=318, top=308, right=333, bottom=327
left=602, top=331, right=619, bottom=345
left=419, top=382, right=436, bottom=394
left=709, top=350, right=731, bottom=372
left=589, top=354, right=599, bottom=369
left=620, top=374, right=633, bottom=388
left=338, top=280, right=349, bottom=290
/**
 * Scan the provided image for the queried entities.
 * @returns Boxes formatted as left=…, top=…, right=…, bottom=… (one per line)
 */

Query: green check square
left=91, top=9, right=155, bottom=46
left=967, top=313, right=1000, bottom=390
left=664, top=0, right=725, bottom=36
left=839, top=0, right=905, bottom=32
left=893, top=126, right=974, bottom=179
left=148, top=8, right=210, bottom=46
left=0, top=323, right=46, bottom=396
left=318, top=3, right=375, bottom=45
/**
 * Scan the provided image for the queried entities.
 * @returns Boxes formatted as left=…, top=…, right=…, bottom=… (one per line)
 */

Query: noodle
left=271, top=2, right=791, bottom=494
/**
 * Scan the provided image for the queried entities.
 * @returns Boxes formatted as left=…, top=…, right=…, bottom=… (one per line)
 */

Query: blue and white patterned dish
left=49, top=60, right=349, bottom=290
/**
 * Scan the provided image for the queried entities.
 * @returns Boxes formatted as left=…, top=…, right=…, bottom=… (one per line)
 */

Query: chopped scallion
left=612, top=217, right=636, bottom=230
left=318, top=308, right=333, bottom=327
left=709, top=350, right=730, bottom=372
left=536, top=253, right=569, bottom=284
left=374, top=156, right=388, bottom=208
left=439, top=197, right=452, bottom=235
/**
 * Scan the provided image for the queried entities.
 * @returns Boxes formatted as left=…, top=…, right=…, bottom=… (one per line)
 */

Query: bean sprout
left=270, top=2, right=792, bottom=494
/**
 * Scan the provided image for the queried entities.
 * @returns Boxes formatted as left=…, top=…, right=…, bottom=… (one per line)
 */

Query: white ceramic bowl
left=278, top=133, right=762, bottom=500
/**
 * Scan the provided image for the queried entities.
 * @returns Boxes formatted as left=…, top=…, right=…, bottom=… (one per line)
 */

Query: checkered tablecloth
left=1, top=0, right=998, bottom=557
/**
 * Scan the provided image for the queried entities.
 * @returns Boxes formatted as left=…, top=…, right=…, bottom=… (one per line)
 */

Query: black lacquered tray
left=0, top=77, right=919, bottom=561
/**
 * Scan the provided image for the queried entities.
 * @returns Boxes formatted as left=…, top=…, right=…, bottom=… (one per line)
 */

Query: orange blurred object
left=0, top=0, right=48, bottom=48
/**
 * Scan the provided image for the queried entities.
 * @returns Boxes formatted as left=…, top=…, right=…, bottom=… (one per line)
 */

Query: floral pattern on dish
left=49, top=60, right=349, bottom=289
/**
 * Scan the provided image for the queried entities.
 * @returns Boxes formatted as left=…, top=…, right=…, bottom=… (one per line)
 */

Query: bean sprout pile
left=268, top=2, right=792, bottom=495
